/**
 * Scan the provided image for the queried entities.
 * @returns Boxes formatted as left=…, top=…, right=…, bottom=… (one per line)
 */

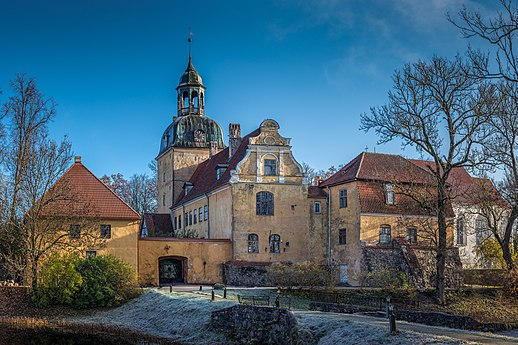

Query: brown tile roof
left=42, top=160, right=141, bottom=220
left=141, top=213, right=173, bottom=237
left=308, top=186, right=327, bottom=198
left=172, top=128, right=261, bottom=208
left=320, top=152, right=434, bottom=187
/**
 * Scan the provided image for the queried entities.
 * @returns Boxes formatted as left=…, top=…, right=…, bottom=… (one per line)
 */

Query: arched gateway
left=159, top=257, right=186, bottom=285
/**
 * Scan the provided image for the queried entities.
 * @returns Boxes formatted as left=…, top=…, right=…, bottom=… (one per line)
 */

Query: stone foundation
left=223, top=262, right=272, bottom=287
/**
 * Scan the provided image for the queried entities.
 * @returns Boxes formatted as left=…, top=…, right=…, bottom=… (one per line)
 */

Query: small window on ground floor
left=339, top=228, right=347, bottom=245
left=248, top=233, right=259, bottom=253
left=379, top=225, right=391, bottom=244
left=269, top=234, right=281, bottom=253
left=406, top=227, right=417, bottom=244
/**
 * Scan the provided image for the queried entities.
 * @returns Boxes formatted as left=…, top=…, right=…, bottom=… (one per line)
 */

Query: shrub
left=33, top=253, right=83, bottom=307
left=268, top=259, right=333, bottom=289
left=73, top=255, right=140, bottom=309
left=366, top=268, right=413, bottom=292
left=504, top=269, right=518, bottom=296
left=33, top=254, right=140, bottom=309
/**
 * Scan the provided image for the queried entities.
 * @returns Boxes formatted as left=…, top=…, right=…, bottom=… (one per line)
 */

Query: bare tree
left=360, top=56, right=492, bottom=304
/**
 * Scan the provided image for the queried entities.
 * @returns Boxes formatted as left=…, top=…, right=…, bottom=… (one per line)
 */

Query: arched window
left=379, top=225, right=391, bottom=244
left=183, top=91, right=189, bottom=109
left=475, top=217, right=488, bottom=245
left=256, top=191, right=274, bottom=215
left=269, top=234, right=281, bottom=253
left=264, top=159, right=277, bottom=176
left=248, top=234, right=259, bottom=253
left=192, top=91, right=199, bottom=109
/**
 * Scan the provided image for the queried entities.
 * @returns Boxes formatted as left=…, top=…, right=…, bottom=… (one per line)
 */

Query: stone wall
left=223, top=262, right=272, bottom=287
left=211, top=304, right=306, bottom=345
left=362, top=244, right=463, bottom=289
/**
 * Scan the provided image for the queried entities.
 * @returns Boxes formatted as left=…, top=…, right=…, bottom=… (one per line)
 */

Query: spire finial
left=188, top=27, right=193, bottom=60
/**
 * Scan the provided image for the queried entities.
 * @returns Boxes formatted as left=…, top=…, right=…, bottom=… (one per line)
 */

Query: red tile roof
left=308, top=186, right=327, bottom=198
left=320, top=152, right=434, bottom=187
left=42, top=160, right=141, bottom=220
left=141, top=213, right=173, bottom=237
left=172, top=128, right=261, bottom=207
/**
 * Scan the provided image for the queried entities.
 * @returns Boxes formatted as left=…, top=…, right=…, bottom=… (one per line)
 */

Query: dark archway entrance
left=159, top=257, right=185, bottom=285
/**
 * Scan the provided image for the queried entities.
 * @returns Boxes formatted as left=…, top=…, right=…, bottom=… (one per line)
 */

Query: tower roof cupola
left=178, top=57, right=205, bottom=88
left=176, top=56, right=206, bottom=117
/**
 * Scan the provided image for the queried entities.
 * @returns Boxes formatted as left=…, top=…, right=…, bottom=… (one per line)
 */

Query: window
left=163, top=171, right=166, bottom=183
left=385, top=183, right=395, bottom=205
left=69, top=224, right=81, bottom=238
left=264, top=159, right=277, bottom=176
left=204, top=205, right=208, bottom=221
left=269, top=234, right=281, bottom=253
left=314, top=201, right=321, bottom=214
left=184, top=213, right=188, bottom=227
left=476, top=217, right=488, bottom=245
left=256, top=191, right=274, bottom=215
left=162, top=194, right=166, bottom=207
left=379, top=225, right=391, bottom=244
left=339, top=229, right=347, bottom=245
left=456, top=218, right=465, bottom=245
left=248, top=234, right=259, bottom=253
left=339, top=189, right=347, bottom=208
left=178, top=215, right=182, bottom=229
left=86, top=251, right=96, bottom=258
left=194, top=211, right=197, bottom=224
left=100, top=224, right=111, bottom=239
left=406, top=227, right=417, bottom=244
left=189, top=211, right=193, bottom=226
left=216, top=164, right=228, bottom=180
left=199, top=207, right=203, bottom=222
left=173, top=217, right=177, bottom=231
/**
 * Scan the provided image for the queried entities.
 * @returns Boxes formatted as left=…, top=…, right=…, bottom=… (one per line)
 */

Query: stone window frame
left=339, top=189, right=347, bottom=208
left=204, top=205, right=209, bottom=221
left=264, top=158, right=277, bottom=176
left=339, top=228, right=347, bottom=245
left=256, top=191, right=274, bottom=216
left=199, top=207, right=203, bottom=223
left=100, top=224, right=111, bottom=239
left=406, top=227, right=417, bottom=244
left=379, top=225, right=391, bottom=244
left=314, top=201, right=321, bottom=214
left=269, top=234, right=281, bottom=253
left=248, top=233, right=259, bottom=253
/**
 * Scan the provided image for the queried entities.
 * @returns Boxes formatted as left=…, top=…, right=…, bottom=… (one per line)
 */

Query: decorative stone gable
left=249, top=119, right=291, bottom=147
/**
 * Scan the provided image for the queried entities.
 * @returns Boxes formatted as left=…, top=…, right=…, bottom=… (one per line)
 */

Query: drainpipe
left=327, top=186, right=331, bottom=268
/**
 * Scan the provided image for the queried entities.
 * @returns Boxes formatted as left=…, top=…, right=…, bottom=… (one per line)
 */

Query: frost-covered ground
left=71, top=289, right=506, bottom=344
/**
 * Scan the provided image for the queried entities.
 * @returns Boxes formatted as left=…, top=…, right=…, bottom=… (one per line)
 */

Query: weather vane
left=188, top=27, right=193, bottom=58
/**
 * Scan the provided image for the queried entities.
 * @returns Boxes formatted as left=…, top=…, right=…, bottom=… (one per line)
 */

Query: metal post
left=223, top=287, right=227, bottom=299
left=211, top=288, right=215, bottom=301
left=199, top=285, right=202, bottom=291
left=169, top=285, right=172, bottom=293
left=388, top=304, right=397, bottom=335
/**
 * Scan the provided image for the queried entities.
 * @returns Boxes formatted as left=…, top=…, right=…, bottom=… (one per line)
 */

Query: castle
left=48, top=55, right=503, bottom=287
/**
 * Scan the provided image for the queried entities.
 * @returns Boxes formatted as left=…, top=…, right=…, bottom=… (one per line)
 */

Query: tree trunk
left=502, top=207, right=518, bottom=270
left=435, top=181, right=448, bottom=305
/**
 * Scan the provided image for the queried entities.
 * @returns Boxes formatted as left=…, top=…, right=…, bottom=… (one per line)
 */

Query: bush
left=268, top=259, right=333, bottom=289
left=504, top=269, right=518, bottom=296
left=366, top=268, right=413, bottom=292
left=33, top=253, right=83, bottom=307
left=33, top=254, right=140, bottom=309
left=73, top=255, right=140, bottom=309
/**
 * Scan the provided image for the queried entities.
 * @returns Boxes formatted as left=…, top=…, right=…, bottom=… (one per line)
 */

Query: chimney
left=229, top=123, right=241, bottom=159
left=74, top=156, right=82, bottom=163
left=209, top=141, right=218, bottom=158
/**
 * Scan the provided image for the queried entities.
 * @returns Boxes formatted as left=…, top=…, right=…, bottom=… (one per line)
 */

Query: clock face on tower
left=194, top=130, right=206, bottom=145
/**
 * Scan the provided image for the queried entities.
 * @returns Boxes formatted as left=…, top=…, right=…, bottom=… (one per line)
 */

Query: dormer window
left=385, top=183, right=395, bottom=205
left=264, top=159, right=277, bottom=176
left=184, top=182, right=193, bottom=196
left=215, top=164, right=228, bottom=180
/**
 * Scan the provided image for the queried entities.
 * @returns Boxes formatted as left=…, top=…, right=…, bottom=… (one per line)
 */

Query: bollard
left=275, top=289, right=281, bottom=308
left=199, top=285, right=202, bottom=291
left=223, top=287, right=227, bottom=299
left=169, top=285, right=172, bottom=293
left=211, top=288, right=215, bottom=301
left=385, top=296, right=391, bottom=318
left=388, top=304, right=397, bottom=335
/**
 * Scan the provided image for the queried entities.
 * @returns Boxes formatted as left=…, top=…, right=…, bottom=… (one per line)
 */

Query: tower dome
left=178, top=57, right=204, bottom=87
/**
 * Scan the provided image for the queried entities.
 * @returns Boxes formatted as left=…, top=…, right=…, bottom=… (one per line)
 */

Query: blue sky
left=0, top=0, right=497, bottom=178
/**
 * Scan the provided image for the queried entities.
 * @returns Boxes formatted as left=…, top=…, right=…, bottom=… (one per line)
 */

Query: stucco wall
left=138, top=238, right=232, bottom=285
left=95, top=219, right=140, bottom=271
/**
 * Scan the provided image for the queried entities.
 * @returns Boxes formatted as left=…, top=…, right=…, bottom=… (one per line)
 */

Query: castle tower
left=156, top=55, right=225, bottom=213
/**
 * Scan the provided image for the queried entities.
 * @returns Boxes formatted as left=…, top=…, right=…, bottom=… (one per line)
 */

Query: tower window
left=339, top=229, right=347, bottom=245
left=256, top=191, right=274, bottom=215
left=264, top=159, right=277, bottom=176
left=269, top=234, right=281, bottom=253
left=248, top=234, right=259, bottom=253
